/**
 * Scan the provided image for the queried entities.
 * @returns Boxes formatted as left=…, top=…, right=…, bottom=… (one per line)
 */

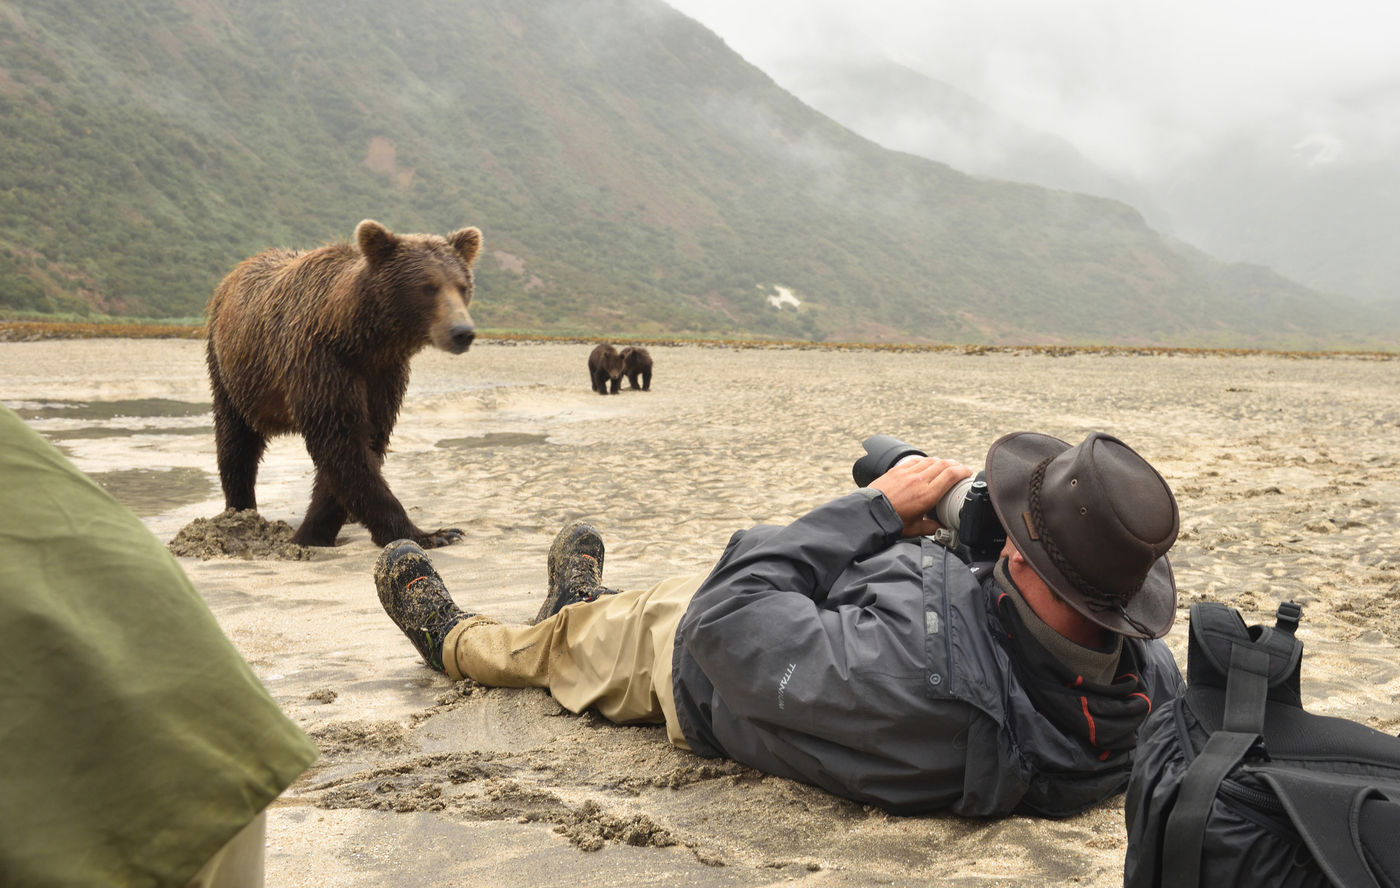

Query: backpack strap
left=1161, top=730, right=1264, bottom=888
left=1162, top=602, right=1301, bottom=888
left=1253, top=769, right=1400, bottom=888
left=1222, top=643, right=1270, bottom=733
left=1186, top=601, right=1304, bottom=709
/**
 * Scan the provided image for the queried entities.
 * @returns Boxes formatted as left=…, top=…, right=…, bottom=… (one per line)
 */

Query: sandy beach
left=3, top=338, right=1399, bottom=887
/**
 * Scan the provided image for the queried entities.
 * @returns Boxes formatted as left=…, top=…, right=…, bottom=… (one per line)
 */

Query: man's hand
left=869, top=457, right=975, bottom=537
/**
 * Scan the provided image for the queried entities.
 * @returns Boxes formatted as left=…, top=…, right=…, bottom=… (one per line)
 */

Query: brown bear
left=588, top=343, right=624, bottom=395
left=205, top=219, right=482, bottom=548
left=620, top=346, right=652, bottom=391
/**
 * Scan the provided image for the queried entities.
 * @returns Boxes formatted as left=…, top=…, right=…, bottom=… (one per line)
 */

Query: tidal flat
left=3, top=338, right=1397, bottom=887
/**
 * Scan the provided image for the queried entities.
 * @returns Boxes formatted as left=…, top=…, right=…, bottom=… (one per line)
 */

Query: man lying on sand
left=374, top=431, right=1183, bottom=816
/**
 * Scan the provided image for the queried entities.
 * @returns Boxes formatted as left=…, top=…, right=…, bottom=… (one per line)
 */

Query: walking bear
left=205, top=219, right=483, bottom=548
left=620, top=346, right=652, bottom=391
left=588, top=343, right=624, bottom=395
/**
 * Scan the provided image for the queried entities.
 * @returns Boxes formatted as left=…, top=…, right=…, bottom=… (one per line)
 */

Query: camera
left=852, top=435, right=1007, bottom=562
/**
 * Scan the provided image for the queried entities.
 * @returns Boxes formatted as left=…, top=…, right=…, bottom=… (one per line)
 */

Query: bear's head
left=356, top=219, right=483, bottom=355
left=592, top=344, right=624, bottom=379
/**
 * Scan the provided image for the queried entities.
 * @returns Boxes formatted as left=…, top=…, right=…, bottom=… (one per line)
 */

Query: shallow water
left=86, top=466, right=215, bottom=517
left=11, top=397, right=210, bottom=421
left=436, top=432, right=551, bottom=449
left=47, top=425, right=212, bottom=440
left=4, top=395, right=218, bottom=516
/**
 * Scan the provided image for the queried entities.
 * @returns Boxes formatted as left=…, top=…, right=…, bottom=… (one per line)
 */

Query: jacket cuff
left=849, top=487, right=906, bottom=543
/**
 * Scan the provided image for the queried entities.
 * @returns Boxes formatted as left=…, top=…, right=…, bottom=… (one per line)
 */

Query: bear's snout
left=446, top=323, right=475, bottom=354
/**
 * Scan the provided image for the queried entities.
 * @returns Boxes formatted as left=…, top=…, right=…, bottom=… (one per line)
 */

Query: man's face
left=999, top=537, right=1018, bottom=561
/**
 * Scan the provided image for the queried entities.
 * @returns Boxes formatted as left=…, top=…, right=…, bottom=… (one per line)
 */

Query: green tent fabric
left=0, top=405, right=318, bottom=887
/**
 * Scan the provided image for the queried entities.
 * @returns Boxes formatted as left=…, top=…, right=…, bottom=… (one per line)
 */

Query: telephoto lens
left=851, top=435, right=927, bottom=488
left=932, top=476, right=977, bottom=530
left=853, top=435, right=972, bottom=532
left=852, top=435, right=1007, bottom=561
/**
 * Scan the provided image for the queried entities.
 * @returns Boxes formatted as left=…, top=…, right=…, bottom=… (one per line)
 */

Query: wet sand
left=3, top=338, right=1399, bottom=887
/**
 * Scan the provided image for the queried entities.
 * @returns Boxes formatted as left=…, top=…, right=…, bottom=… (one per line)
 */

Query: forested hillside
left=0, top=0, right=1390, bottom=347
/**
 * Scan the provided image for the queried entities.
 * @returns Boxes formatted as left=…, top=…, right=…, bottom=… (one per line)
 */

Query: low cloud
left=665, top=0, right=1400, bottom=179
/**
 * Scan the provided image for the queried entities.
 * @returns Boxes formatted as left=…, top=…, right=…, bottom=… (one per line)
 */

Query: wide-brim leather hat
left=985, top=431, right=1179, bottom=639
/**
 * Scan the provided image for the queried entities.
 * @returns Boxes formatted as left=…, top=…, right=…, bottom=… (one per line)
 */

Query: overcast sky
left=663, top=0, right=1400, bottom=178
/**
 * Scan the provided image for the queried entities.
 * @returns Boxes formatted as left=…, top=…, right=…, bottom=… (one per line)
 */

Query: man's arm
left=689, top=455, right=973, bottom=609
left=676, top=483, right=979, bottom=811
left=678, top=488, right=910, bottom=733
left=682, top=457, right=974, bottom=694
left=696, top=487, right=904, bottom=608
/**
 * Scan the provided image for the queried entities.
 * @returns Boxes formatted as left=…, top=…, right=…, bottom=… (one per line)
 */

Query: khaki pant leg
left=441, top=574, right=705, bottom=750
left=185, top=810, right=266, bottom=888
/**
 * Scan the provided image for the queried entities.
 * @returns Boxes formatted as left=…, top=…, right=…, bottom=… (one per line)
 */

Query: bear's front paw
left=417, top=527, right=465, bottom=549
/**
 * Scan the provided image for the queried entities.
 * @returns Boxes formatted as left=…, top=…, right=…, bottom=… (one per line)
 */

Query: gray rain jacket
left=672, top=489, right=1183, bottom=817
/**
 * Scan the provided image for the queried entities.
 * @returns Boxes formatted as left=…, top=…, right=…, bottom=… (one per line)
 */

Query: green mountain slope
left=0, top=0, right=1391, bottom=347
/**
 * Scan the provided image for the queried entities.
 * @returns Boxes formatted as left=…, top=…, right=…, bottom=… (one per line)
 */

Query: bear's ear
left=449, top=227, right=483, bottom=267
left=355, top=220, right=399, bottom=266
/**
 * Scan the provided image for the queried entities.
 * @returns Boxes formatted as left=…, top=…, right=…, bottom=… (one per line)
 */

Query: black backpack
left=1124, top=601, right=1400, bottom=888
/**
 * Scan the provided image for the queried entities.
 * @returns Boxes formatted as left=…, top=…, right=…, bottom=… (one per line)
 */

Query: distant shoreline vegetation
left=0, top=319, right=1395, bottom=360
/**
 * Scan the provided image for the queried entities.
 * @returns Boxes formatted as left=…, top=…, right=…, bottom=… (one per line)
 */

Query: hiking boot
left=375, top=539, right=470, bottom=672
left=535, top=521, right=619, bottom=624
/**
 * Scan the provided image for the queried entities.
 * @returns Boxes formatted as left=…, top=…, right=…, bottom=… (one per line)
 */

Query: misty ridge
left=0, top=0, right=1395, bottom=349
left=722, top=18, right=1400, bottom=311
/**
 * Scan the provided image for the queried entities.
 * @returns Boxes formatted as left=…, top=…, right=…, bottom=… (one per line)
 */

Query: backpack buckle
left=1275, top=601, right=1303, bottom=636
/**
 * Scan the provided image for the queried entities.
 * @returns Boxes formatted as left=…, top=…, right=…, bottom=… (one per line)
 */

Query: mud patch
left=553, top=800, right=678, bottom=852
left=312, top=753, right=678, bottom=853
left=313, top=751, right=508, bottom=813
left=309, top=719, right=412, bottom=756
left=167, top=508, right=311, bottom=560
left=608, top=759, right=755, bottom=793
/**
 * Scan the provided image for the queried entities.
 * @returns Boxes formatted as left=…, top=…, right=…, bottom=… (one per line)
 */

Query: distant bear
left=620, top=346, right=652, bottom=391
left=588, top=343, right=624, bottom=395
left=205, top=219, right=483, bottom=548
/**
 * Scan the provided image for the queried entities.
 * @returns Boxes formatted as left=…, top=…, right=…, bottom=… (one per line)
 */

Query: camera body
left=852, top=435, right=1008, bottom=563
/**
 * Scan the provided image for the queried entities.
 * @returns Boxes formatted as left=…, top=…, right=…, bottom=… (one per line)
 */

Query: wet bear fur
left=620, top=346, right=652, bottom=391
left=205, top=219, right=482, bottom=548
left=589, top=343, right=624, bottom=395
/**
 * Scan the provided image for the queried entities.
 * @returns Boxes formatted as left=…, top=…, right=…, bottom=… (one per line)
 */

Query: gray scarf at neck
left=993, top=557, right=1122, bottom=685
